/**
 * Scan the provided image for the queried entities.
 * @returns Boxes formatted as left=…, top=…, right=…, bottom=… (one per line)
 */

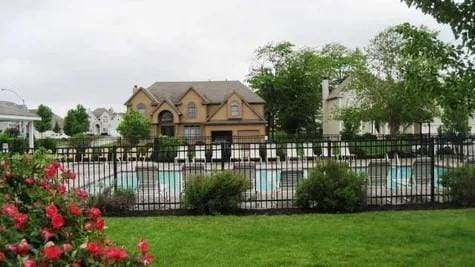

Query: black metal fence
left=40, top=135, right=475, bottom=212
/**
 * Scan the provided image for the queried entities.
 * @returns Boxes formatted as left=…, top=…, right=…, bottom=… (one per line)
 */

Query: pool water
left=86, top=166, right=449, bottom=194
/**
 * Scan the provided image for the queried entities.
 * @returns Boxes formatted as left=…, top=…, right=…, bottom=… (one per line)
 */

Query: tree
left=117, top=110, right=151, bottom=146
left=63, top=105, right=90, bottom=136
left=402, top=0, right=474, bottom=52
left=340, top=23, right=453, bottom=137
left=248, top=42, right=364, bottom=134
left=53, top=121, right=61, bottom=133
left=34, top=104, right=53, bottom=133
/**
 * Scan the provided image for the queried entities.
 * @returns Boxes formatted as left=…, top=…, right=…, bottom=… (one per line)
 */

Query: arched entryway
left=159, top=110, right=175, bottom=136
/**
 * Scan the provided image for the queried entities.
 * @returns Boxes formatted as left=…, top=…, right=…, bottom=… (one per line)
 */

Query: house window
left=184, top=126, right=201, bottom=141
left=136, top=103, right=146, bottom=115
left=159, top=110, right=174, bottom=136
left=187, top=102, right=196, bottom=118
left=230, top=100, right=240, bottom=117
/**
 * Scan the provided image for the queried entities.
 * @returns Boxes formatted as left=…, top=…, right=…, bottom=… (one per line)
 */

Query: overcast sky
left=0, top=0, right=455, bottom=116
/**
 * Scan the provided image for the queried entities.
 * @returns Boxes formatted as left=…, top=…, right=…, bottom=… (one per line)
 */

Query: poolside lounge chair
left=303, top=143, right=316, bottom=160
left=82, top=148, right=93, bottom=162
left=128, top=147, right=139, bottom=161
left=98, top=148, right=109, bottom=161
left=194, top=145, right=206, bottom=162
left=211, top=144, right=222, bottom=162
left=339, top=142, right=356, bottom=160
left=321, top=142, right=334, bottom=158
left=367, top=159, right=391, bottom=205
left=286, top=143, right=298, bottom=160
left=116, top=147, right=125, bottom=161
left=230, top=144, right=244, bottom=162
left=174, top=146, right=188, bottom=163
left=249, top=144, right=261, bottom=162
left=265, top=143, right=279, bottom=162
left=410, top=157, right=435, bottom=202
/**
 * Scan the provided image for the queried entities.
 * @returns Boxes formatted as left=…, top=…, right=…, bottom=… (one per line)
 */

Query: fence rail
left=25, top=135, right=475, bottom=212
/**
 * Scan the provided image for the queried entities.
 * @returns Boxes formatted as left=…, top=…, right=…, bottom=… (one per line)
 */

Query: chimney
left=321, top=79, right=329, bottom=135
left=133, top=85, right=139, bottom=94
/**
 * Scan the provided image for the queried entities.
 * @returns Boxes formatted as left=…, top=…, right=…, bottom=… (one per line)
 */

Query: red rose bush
left=0, top=151, right=153, bottom=266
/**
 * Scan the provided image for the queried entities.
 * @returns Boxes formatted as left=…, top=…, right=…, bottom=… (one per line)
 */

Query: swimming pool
left=86, top=166, right=449, bottom=194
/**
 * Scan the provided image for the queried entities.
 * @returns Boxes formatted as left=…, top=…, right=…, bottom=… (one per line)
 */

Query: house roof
left=146, top=81, right=265, bottom=104
left=0, top=101, right=40, bottom=121
left=327, top=77, right=352, bottom=100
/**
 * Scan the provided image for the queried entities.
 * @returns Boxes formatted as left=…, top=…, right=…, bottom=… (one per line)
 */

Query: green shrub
left=296, top=160, right=366, bottom=212
left=183, top=171, right=248, bottom=214
left=0, top=134, right=28, bottom=153
left=89, top=187, right=136, bottom=213
left=36, top=138, right=57, bottom=152
left=153, top=136, right=182, bottom=162
left=441, top=165, right=475, bottom=206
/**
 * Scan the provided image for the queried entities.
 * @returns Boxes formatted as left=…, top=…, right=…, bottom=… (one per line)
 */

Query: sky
left=0, top=0, right=455, bottom=117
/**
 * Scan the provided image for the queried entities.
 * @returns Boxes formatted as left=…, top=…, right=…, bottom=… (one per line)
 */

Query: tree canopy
left=248, top=41, right=365, bottom=135
left=117, top=110, right=151, bottom=145
left=402, top=0, right=474, bottom=52
left=339, top=23, right=455, bottom=137
left=63, top=105, right=90, bottom=136
left=34, top=104, right=53, bottom=133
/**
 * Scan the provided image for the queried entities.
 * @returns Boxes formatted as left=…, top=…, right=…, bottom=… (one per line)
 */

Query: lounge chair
left=321, top=142, right=334, bottom=158
left=303, top=143, right=316, bottom=160
left=211, top=144, right=222, bottom=162
left=286, top=143, right=298, bottom=160
left=265, top=143, right=279, bottom=162
left=174, top=146, right=188, bottom=163
left=367, top=159, right=391, bottom=205
left=339, top=142, right=356, bottom=160
left=230, top=144, right=244, bottom=162
left=194, top=145, right=206, bottom=162
left=410, top=157, right=435, bottom=202
left=116, top=147, right=125, bottom=161
left=249, top=144, right=261, bottom=162
left=82, top=148, right=93, bottom=162
left=128, top=147, right=138, bottom=161
left=98, top=148, right=109, bottom=161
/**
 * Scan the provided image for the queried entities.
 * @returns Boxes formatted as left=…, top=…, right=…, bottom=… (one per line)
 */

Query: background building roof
left=146, top=81, right=265, bottom=104
left=0, top=101, right=40, bottom=120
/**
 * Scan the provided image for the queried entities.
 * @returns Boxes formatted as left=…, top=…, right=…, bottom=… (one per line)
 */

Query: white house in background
left=87, top=108, right=123, bottom=137
left=321, top=78, right=455, bottom=136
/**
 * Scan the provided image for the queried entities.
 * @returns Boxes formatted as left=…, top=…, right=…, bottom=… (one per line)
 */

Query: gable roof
left=146, top=81, right=265, bottom=104
left=0, top=101, right=40, bottom=121
left=327, top=77, right=352, bottom=100
left=206, top=90, right=266, bottom=122
left=124, top=87, right=160, bottom=105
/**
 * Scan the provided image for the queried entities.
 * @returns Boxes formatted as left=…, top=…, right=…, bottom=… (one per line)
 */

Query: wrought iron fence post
left=113, top=145, right=118, bottom=192
left=221, top=143, right=225, bottom=171
left=430, top=137, right=435, bottom=203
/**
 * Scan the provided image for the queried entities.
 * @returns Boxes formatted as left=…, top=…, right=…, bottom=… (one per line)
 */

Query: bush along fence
left=16, top=135, right=475, bottom=213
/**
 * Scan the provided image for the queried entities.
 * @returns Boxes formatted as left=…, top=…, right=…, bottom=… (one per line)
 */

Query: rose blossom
left=104, top=247, right=128, bottom=261
left=138, top=255, right=154, bottom=266
left=45, top=203, right=59, bottom=218
left=23, top=258, right=37, bottom=267
left=68, top=203, right=82, bottom=216
left=43, top=245, right=62, bottom=260
left=51, top=214, right=65, bottom=229
left=41, top=228, right=54, bottom=241
left=137, top=239, right=149, bottom=255
left=86, top=242, right=102, bottom=257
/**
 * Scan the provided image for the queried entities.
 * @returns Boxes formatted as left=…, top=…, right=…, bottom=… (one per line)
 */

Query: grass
left=106, top=209, right=475, bottom=267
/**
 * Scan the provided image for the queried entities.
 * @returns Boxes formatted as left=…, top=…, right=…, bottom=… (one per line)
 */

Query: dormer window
left=136, top=103, right=146, bottom=115
left=230, top=100, right=240, bottom=117
left=187, top=102, right=196, bottom=118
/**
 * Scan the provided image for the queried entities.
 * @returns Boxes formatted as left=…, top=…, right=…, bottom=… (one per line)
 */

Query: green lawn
left=106, top=209, right=475, bottom=267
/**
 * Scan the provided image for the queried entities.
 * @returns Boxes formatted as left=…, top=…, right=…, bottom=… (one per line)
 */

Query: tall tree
left=340, top=23, right=453, bottom=137
left=34, top=104, right=53, bottom=133
left=402, top=0, right=474, bottom=52
left=117, top=110, right=151, bottom=146
left=53, top=121, right=61, bottom=133
left=63, top=105, right=90, bottom=136
left=248, top=42, right=364, bottom=134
